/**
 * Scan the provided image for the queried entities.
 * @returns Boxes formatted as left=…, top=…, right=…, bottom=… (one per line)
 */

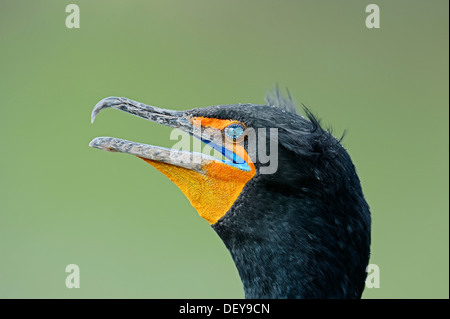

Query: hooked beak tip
left=91, top=96, right=121, bottom=124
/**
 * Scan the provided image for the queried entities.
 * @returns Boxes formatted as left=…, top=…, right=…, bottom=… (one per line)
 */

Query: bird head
left=89, top=94, right=296, bottom=224
left=89, top=91, right=371, bottom=298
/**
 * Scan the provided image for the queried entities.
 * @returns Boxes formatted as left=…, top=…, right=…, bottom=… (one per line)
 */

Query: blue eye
left=225, top=123, right=245, bottom=141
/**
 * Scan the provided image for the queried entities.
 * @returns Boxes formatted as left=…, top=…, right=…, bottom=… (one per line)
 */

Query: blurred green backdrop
left=0, top=0, right=448, bottom=298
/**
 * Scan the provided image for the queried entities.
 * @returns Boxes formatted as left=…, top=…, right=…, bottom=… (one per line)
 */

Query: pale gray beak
left=89, top=97, right=220, bottom=172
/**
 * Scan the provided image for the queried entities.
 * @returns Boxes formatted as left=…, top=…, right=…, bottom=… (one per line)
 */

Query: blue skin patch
left=200, top=138, right=251, bottom=172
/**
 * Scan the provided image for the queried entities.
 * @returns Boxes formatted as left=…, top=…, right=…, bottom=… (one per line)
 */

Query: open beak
left=89, top=97, right=221, bottom=173
left=89, top=96, right=256, bottom=224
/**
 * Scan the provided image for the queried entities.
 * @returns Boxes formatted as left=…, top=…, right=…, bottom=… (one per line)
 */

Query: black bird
left=89, top=90, right=371, bottom=299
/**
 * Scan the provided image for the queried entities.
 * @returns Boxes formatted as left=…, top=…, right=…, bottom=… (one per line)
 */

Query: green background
left=0, top=0, right=448, bottom=298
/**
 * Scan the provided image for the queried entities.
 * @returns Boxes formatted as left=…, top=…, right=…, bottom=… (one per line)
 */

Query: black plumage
left=186, top=93, right=371, bottom=298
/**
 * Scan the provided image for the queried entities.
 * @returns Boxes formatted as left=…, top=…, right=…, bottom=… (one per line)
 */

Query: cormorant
left=89, top=90, right=371, bottom=299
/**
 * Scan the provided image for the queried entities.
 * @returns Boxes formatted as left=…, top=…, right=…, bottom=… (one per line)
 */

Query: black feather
left=186, top=91, right=371, bottom=298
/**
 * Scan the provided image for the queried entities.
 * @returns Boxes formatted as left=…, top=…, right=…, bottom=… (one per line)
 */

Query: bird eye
left=224, top=123, right=245, bottom=142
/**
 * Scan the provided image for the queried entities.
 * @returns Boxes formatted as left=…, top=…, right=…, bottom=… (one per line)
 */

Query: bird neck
left=212, top=177, right=370, bottom=299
